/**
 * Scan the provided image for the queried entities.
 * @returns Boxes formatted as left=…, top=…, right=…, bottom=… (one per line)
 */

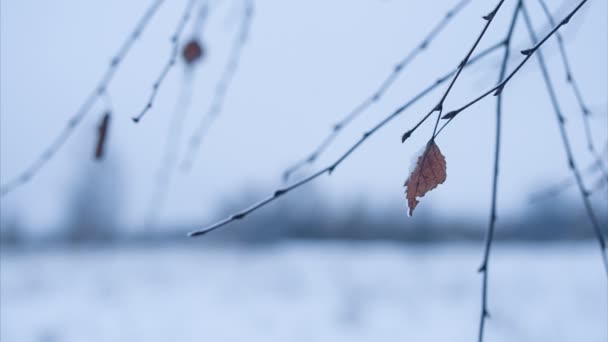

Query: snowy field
left=1, top=242, right=605, bottom=342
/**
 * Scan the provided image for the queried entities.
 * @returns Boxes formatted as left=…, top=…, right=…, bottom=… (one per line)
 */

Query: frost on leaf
left=404, top=140, right=447, bottom=216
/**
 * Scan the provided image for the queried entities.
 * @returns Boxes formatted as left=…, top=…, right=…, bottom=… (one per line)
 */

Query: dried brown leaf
left=182, top=39, right=204, bottom=65
left=404, top=140, right=447, bottom=216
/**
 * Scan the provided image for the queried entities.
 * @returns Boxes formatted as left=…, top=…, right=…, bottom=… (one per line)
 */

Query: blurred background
left=1, top=0, right=607, bottom=341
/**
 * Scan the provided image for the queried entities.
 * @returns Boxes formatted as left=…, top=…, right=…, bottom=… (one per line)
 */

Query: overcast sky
left=1, top=0, right=606, bottom=233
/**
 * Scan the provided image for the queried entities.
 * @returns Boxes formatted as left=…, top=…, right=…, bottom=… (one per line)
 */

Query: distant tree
left=64, top=156, right=125, bottom=244
left=0, top=211, right=23, bottom=246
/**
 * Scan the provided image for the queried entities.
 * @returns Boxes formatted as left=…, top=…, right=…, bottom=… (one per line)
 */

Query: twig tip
left=401, top=130, right=412, bottom=143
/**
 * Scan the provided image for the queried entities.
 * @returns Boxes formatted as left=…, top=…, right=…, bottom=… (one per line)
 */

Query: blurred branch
left=519, top=1, right=607, bottom=274
left=188, top=40, right=505, bottom=237
left=132, top=0, right=198, bottom=123
left=590, top=174, right=608, bottom=197
left=181, top=0, right=254, bottom=171
left=430, top=0, right=589, bottom=137
left=282, top=0, right=472, bottom=181
left=529, top=155, right=608, bottom=202
left=145, top=73, right=196, bottom=226
left=145, top=1, right=211, bottom=225
left=0, top=0, right=165, bottom=197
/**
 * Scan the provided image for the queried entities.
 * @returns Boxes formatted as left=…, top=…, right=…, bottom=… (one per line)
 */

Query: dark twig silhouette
left=0, top=0, right=165, bottom=197
left=519, top=1, right=607, bottom=274
left=95, top=112, right=112, bottom=160
left=132, top=0, right=198, bottom=123
left=181, top=0, right=254, bottom=171
left=188, top=41, right=505, bottom=236
left=536, top=0, right=608, bottom=182
left=477, top=2, right=521, bottom=341
left=401, top=0, right=506, bottom=143
left=401, top=0, right=505, bottom=240
left=282, top=0, right=472, bottom=181
left=432, top=0, right=590, bottom=137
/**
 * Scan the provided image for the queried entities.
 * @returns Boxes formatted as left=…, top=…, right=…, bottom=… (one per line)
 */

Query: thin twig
left=431, top=0, right=590, bottom=138
left=132, top=0, right=198, bottom=123
left=181, top=0, right=254, bottom=171
left=529, top=157, right=608, bottom=202
left=0, top=0, right=165, bottom=197
left=520, top=2, right=607, bottom=274
left=401, top=0, right=506, bottom=226
left=188, top=41, right=505, bottom=237
left=478, top=3, right=521, bottom=342
left=536, top=0, right=608, bottom=183
left=401, top=0, right=506, bottom=143
left=282, top=0, right=472, bottom=181
left=531, top=174, right=608, bottom=201
left=145, top=73, right=196, bottom=226
left=192, top=0, right=210, bottom=36
left=145, top=1, right=211, bottom=225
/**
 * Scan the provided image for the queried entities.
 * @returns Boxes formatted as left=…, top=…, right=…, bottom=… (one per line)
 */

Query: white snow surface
left=1, top=242, right=605, bottom=342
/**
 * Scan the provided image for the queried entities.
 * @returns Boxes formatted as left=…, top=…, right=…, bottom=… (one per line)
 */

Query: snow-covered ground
left=1, top=242, right=605, bottom=342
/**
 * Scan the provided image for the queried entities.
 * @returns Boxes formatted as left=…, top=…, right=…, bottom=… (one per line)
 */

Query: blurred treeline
left=1, top=154, right=606, bottom=247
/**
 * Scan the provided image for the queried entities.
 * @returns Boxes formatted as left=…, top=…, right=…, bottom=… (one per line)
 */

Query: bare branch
left=398, top=0, right=506, bottom=229
left=132, top=0, right=198, bottom=123
left=477, top=3, right=521, bottom=342
left=432, top=0, right=590, bottom=138
left=520, top=1, right=607, bottom=274
left=145, top=74, right=196, bottom=226
left=0, top=0, right=165, bottom=197
left=181, top=0, right=254, bottom=171
left=401, top=0, right=507, bottom=143
left=536, top=0, right=608, bottom=182
left=282, top=0, right=472, bottom=181
left=188, top=41, right=505, bottom=237
left=145, top=1, right=212, bottom=225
